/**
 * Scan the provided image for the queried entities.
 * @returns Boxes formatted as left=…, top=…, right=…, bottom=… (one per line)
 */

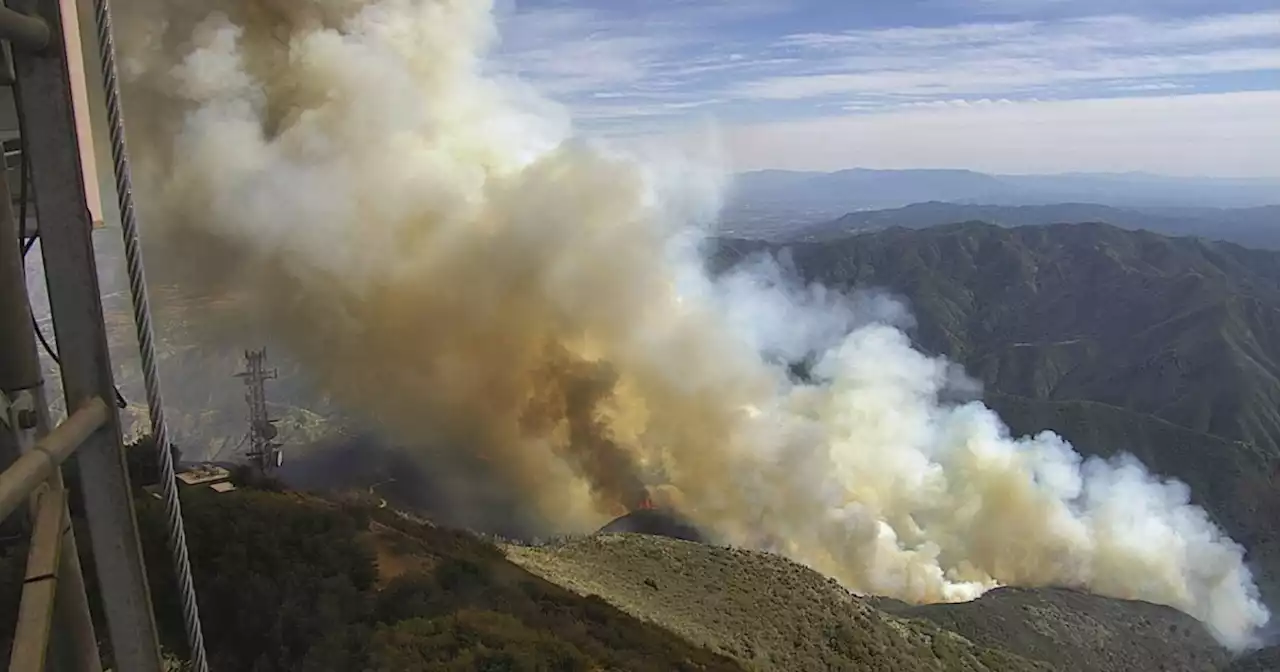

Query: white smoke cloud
left=116, top=0, right=1268, bottom=650
left=782, top=326, right=1268, bottom=645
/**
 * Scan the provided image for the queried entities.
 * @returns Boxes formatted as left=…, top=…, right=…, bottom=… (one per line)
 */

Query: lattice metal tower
left=235, top=348, right=282, bottom=472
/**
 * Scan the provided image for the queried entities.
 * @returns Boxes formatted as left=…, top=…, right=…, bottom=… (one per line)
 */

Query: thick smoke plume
left=116, top=0, right=1268, bottom=649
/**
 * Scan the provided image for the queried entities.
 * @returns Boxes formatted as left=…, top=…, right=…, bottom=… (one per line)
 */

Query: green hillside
left=507, top=531, right=1231, bottom=672
left=1224, top=646, right=1280, bottom=672
left=870, top=587, right=1228, bottom=672
left=506, top=535, right=1050, bottom=672
left=1, top=445, right=745, bottom=672
left=789, top=203, right=1280, bottom=251
left=986, top=394, right=1280, bottom=571
left=712, top=222, right=1280, bottom=602
left=714, top=221, right=1280, bottom=454
left=136, top=489, right=748, bottom=672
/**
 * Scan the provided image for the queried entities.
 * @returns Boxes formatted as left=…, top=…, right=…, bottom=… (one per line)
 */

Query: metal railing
left=0, top=71, right=109, bottom=667
left=1, top=398, right=108, bottom=671
left=1, top=1, right=170, bottom=670
left=1, top=132, right=107, bottom=671
left=0, top=398, right=107, bottom=522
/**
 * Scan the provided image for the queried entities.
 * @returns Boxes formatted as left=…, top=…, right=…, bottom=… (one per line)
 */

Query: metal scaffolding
left=0, top=1, right=168, bottom=670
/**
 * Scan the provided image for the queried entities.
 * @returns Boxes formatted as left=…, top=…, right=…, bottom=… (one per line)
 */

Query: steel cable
left=91, top=1, right=210, bottom=669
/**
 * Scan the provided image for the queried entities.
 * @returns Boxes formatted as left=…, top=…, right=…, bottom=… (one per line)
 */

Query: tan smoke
left=116, top=0, right=1268, bottom=649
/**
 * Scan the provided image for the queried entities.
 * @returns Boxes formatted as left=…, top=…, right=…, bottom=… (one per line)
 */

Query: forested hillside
left=712, top=222, right=1280, bottom=603
left=788, top=203, right=1280, bottom=251
left=0, top=441, right=745, bottom=671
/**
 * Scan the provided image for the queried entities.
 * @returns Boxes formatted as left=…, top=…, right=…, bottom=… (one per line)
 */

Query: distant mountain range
left=727, top=169, right=1280, bottom=215
left=782, top=201, right=1280, bottom=251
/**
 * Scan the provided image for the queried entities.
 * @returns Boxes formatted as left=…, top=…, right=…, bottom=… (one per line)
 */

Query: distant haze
left=772, top=201, right=1280, bottom=251
left=727, top=168, right=1280, bottom=213
left=719, top=168, right=1280, bottom=242
left=718, top=92, right=1280, bottom=180
left=489, top=4, right=1280, bottom=179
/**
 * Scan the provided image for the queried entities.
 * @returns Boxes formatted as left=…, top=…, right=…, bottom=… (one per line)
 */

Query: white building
left=145, top=464, right=237, bottom=499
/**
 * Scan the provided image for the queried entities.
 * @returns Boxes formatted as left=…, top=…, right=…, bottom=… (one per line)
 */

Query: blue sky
left=490, top=0, right=1280, bottom=177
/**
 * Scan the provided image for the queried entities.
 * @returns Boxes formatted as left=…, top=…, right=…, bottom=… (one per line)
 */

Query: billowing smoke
left=115, top=0, right=1268, bottom=649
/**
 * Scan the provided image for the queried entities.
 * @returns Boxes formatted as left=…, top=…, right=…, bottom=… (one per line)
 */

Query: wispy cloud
left=490, top=0, right=793, bottom=122
left=736, top=50, right=1280, bottom=100
left=931, top=0, right=1278, bottom=20
left=490, top=2, right=1280, bottom=174
left=725, top=90, right=1280, bottom=177
left=493, top=7, right=674, bottom=95
left=736, top=12, right=1280, bottom=101
left=1109, top=81, right=1190, bottom=91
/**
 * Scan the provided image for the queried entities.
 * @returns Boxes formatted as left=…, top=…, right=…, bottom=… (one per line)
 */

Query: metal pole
left=0, top=165, right=41, bottom=395
left=39, top=395, right=106, bottom=672
left=0, top=146, right=102, bottom=671
left=0, top=151, right=35, bottom=479
left=51, top=524, right=104, bottom=672
left=0, top=398, right=106, bottom=521
left=5, top=372, right=105, bottom=672
left=11, top=2, right=165, bottom=666
left=8, top=485, right=65, bottom=672
left=0, top=6, right=50, bottom=52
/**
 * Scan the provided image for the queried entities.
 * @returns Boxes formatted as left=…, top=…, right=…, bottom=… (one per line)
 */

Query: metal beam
left=0, top=6, right=50, bottom=52
left=12, top=1, right=165, bottom=666
left=0, top=133, right=102, bottom=672
left=0, top=142, right=39, bottom=394
left=8, top=486, right=66, bottom=672
left=0, top=145, right=34, bottom=477
left=0, top=397, right=106, bottom=521
left=7, top=389, right=104, bottom=672
left=52, top=521, right=105, bottom=672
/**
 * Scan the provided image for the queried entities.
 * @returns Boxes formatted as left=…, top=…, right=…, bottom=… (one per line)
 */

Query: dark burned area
left=277, top=430, right=715, bottom=548
left=599, top=508, right=709, bottom=544
left=277, top=433, right=549, bottom=540
left=276, top=433, right=706, bottom=544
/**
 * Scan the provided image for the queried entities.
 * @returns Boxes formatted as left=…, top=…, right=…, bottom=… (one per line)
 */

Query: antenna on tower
left=235, top=348, right=283, bottom=473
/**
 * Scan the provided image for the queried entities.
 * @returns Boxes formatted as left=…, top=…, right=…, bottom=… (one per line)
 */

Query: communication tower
left=235, top=348, right=283, bottom=472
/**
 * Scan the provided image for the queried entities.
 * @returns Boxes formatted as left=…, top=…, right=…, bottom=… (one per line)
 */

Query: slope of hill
left=997, top=173, right=1280, bottom=210
left=4, top=437, right=751, bottom=670
left=506, top=535, right=1050, bottom=672
left=2, top=486, right=747, bottom=670
left=273, top=433, right=549, bottom=538
left=713, top=223, right=1280, bottom=452
left=5, top=442, right=1263, bottom=671
left=790, top=202, right=1280, bottom=250
left=506, top=533, right=1238, bottom=672
left=1224, top=646, right=1280, bottom=672
left=711, top=223, right=1280, bottom=602
left=872, top=588, right=1227, bottom=672
left=600, top=509, right=708, bottom=543
left=985, top=394, right=1280, bottom=602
